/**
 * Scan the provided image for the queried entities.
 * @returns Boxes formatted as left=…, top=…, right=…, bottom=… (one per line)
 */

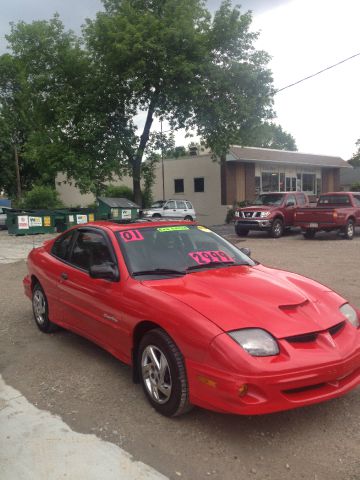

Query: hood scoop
left=279, top=299, right=310, bottom=313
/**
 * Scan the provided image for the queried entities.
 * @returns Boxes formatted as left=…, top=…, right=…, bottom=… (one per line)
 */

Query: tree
left=349, top=139, right=360, bottom=167
left=242, top=122, right=297, bottom=151
left=85, top=0, right=274, bottom=203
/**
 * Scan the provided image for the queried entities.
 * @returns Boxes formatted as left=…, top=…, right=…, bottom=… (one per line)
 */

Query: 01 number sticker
left=189, top=250, right=234, bottom=265
left=119, top=230, right=144, bottom=242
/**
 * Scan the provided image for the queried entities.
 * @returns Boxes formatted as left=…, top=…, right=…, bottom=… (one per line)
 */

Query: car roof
left=75, top=220, right=197, bottom=233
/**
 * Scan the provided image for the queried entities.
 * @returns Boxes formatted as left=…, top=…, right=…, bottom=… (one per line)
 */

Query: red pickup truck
left=234, top=192, right=309, bottom=238
left=294, top=192, right=360, bottom=239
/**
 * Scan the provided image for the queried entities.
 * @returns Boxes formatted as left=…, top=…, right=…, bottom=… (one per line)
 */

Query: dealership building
left=57, top=146, right=351, bottom=226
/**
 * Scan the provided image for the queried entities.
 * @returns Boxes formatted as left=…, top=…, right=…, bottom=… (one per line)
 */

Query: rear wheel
left=303, top=229, right=316, bottom=239
left=269, top=218, right=284, bottom=238
left=32, top=283, right=58, bottom=333
left=235, top=224, right=249, bottom=237
left=184, top=215, right=193, bottom=221
left=344, top=219, right=355, bottom=240
left=138, top=329, right=191, bottom=417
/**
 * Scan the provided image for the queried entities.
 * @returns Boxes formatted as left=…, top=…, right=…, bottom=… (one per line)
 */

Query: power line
left=276, top=51, right=360, bottom=93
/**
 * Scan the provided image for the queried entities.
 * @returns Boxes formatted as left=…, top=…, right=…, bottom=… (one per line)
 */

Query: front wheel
left=269, top=219, right=284, bottom=238
left=344, top=219, right=355, bottom=240
left=32, top=283, right=58, bottom=333
left=152, top=213, right=161, bottom=219
left=235, top=224, right=249, bottom=237
left=138, top=329, right=191, bottom=417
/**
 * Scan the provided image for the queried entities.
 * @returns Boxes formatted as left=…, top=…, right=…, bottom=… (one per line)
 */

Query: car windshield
left=150, top=201, right=166, bottom=208
left=253, top=194, right=285, bottom=206
left=117, top=225, right=255, bottom=277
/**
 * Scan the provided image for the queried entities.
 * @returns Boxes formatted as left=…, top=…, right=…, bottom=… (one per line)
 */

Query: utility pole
left=161, top=120, right=165, bottom=201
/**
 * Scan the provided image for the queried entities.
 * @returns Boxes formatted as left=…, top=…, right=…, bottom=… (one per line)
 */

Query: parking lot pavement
left=0, top=230, right=56, bottom=264
left=0, top=227, right=360, bottom=480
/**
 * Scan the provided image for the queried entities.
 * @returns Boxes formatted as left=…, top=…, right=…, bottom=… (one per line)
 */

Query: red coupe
left=23, top=221, right=360, bottom=416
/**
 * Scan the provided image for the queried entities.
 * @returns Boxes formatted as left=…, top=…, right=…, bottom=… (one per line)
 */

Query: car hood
left=141, top=265, right=346, bottom=338
left=239, top=205, right=278, bottom=212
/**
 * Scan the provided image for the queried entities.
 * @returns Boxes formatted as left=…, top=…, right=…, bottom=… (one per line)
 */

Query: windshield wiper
left=132, top=268, right=186, bottom=277
left=187, top=261, right=246, bottom=272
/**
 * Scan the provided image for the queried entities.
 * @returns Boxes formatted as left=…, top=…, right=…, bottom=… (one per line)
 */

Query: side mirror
left=89, top=263, right=118, bottom=281
left=286, top=201, right=295, bottom=207
left=163, top=205, right=169, bottom=210
left=240, top=247, right=251, bottom=257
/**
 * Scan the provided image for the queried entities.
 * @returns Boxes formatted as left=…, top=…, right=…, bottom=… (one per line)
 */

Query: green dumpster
left=53, top=208, right=96, bottom=233
left=96, top=197, right=140, bottom=221
left=6, top=209, right=55, bottom=235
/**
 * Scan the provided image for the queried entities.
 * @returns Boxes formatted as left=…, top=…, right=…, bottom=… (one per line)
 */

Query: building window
left=194, top=177, right=204, bottom=192
left=280, top=173, right=285, bottom=192
left=174, top=178, right=184, bottom=193
left=262, top=172, right=279, bottom=192
left=302, top=173, right=316, bottom=193
left=255, top=176, right=261, bottom=194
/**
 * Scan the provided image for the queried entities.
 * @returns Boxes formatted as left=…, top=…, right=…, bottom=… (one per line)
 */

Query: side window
left=70, top=230, right=113, bottom=271
left=297, top=194, right=306, bottom=206
left=353, top=195, right=360, bottom=207
left=166, top=200, right=176, bottom=209
left=177, top=201, right=186, bottom=209
left=286, top=195, right=296, bottom=205
left=51, top=231, right=74, bottom=261
left=0, top=208, right=3, bottom=214
left=186, top=201, right=193, bottom=209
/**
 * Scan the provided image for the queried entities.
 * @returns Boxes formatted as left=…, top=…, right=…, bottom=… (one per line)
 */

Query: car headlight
left=340, top=304, right=359, bottom=328
left=228, top=328, right=279, bottom=356
left=260, top=211, right=270, bottom=218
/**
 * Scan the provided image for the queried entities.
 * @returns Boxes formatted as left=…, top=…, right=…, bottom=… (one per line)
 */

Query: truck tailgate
left=295, top=208, right=335, bottom=224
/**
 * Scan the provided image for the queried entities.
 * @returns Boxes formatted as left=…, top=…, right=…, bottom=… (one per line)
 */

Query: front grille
left=285, top=321, right=346, bottom=345
left=241, top=211, right=262, bottom=218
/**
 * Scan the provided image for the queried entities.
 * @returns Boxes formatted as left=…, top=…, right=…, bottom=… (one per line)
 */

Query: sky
left=1, top=0, right=359, bottom=160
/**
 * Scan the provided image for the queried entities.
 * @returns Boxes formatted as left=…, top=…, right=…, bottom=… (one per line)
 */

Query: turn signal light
left=333, top=211, right=338, bottom=220
left=238, top=384, right=248, bottom=397
left=197, top=375, right=217, bottom=388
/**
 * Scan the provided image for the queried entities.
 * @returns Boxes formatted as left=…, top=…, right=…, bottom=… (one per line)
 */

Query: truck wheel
left=303, top=229, right=316, bottom=239
left=270, top=219, right=284, bottom=238
left=235, top=224, right=249, bottom=237
left=344, top=219, right=355, bottom=240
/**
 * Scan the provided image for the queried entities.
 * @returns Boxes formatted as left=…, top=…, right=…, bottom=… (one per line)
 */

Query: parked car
left=0, top=206, right=11, bottom=230
left=234, top=192, right=309, bottom=238
left=294, top=192, right=360, bottom=239
left=24, top=220, right=360, bottom=417
left=142, top=199, right=196, bottom=221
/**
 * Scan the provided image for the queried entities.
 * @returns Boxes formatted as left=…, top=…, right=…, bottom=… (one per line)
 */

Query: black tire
left=269, top=218, right=284, bottom=238
left=344, top=219, right=355, bottom=240
left=152, top=213, right=161, bottom=218
left=235, top=224, right=249, bottom=237
left=303, top=229, right=316, bottom=239
left=32, top=283, right=58, bottom=333
left=138, top=328, right=191, bottom=417
left=184, top=215, right=193, bottom=221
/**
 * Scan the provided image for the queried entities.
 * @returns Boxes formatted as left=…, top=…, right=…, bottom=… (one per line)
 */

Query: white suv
left=142, top=200, right=196, bottom=221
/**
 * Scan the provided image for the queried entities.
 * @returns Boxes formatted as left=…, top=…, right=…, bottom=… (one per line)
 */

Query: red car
left=23, top=221, right=360, bottom=417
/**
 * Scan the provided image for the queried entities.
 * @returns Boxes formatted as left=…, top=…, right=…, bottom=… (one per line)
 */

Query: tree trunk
left=132, top=96, right=157, bottom=206
left=14, top=144, right=21, bottom=200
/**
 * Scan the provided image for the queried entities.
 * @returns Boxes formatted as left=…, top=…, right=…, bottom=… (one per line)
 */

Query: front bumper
left=186, top=341, right=360, bottom=415
left=236, top=219, right=272, bottom=231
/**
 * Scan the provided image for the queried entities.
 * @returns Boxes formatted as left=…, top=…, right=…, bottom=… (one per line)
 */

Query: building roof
left=228, top=146, right=351, bottom=169
left=340, top=166, right=360, bottom=185
left=97, top=197, right=140, bottom=208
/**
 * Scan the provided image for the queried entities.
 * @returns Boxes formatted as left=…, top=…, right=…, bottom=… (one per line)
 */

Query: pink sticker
left=120, top=229, right=144, bottom=243
left=189, top=250, right=234, bottom=265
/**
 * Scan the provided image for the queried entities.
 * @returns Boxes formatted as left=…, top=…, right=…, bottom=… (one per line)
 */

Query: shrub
left=19, top=186, right=63, bottom=209
left=225, top=200, right=250, bottom=224
left=104, top=185, right=134, bottom=200
left=350, top=182, right=360, bottom=192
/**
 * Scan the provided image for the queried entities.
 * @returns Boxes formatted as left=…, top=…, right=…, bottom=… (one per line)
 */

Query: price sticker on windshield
left=189, top=250, right=234, bottom=265
left=119, top=230, right=144, bottom=242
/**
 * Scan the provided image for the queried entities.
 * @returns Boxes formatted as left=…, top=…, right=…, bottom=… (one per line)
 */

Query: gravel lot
left=0, top=227, right=359, bottom=480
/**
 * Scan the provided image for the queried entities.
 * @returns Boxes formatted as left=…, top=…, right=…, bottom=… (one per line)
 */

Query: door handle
left=61, top=272, right=68, bottom=280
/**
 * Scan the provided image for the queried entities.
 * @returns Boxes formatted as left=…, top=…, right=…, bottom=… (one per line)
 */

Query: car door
left=176, top=200, right=187, bottom=218
left=58, top=227, right=128, bottom=355
left=163, top=200, right=177, bottom=218
left=353, top=194, right=360, bottom=225
left=283, top=194, right=297, bottom=225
